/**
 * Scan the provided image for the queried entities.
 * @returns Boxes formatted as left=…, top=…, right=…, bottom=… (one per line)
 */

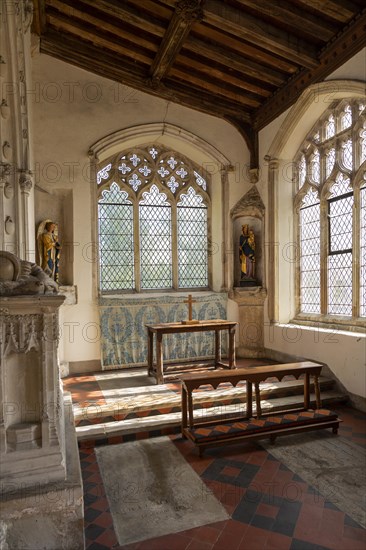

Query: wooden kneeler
left=181, top=362, right=341, bottom=456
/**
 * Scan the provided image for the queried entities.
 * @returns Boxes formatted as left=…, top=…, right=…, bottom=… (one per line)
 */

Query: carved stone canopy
left=231, top=185, right=265, bottom=219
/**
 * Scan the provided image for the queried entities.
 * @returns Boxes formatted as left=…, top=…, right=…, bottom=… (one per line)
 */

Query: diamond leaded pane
left=361, top=186, right=366, bottom=317
left=300, top=193, right=320, bottom=313
left=341, top=105, right=352, bottom=130
left=342, top=139, right=353, bottom=170
left=98, top=183, right=134, bottom=291
left=328, top=253, right=352, bottom=315
left=298, top=154, right=306, bottom=189
left=139, top=185, right=172, bottom=289
left=325, top=115, right=335, bottom=139
left=361, top=126, right=366, bottom=164
left=328, top=194, right=353, bottom=253
left=177, top=187, right=208, bottom=288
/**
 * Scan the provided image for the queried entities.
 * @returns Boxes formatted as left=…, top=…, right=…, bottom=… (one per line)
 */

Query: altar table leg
left=147, top=330, right=153, bottom=376
left=215, top=330, right=221, bottom=367
left=156, top=333, right=164, bottom=384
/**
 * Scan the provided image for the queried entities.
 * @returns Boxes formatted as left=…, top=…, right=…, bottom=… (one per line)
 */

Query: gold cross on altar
left=182, top=294, right=199, bottom=325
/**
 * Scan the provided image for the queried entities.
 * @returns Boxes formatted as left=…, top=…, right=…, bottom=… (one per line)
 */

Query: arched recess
left=265, top=80, right=366, bottom=323
left=88, top=123, right=231, bottom=298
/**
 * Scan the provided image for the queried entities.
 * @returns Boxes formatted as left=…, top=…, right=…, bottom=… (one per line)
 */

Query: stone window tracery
left=96, top=145, right=210, bottom=292
left=295, top=99, right=365, bottom=319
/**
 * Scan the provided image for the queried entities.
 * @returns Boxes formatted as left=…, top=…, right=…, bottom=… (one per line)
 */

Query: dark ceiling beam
left=234, top=0, right=337, bottom=40
left=255, top=10, right=366, bottom=129
left=184, top=37, right=286, bottom=87
left=47, top=0, right=160, bottom=54
left=175, top=55, right=273, bottom=97
left=192, top=24, right=298, bottom=74
left=47, top=14, right=155, bottom=65
left=168, top=66, right=261, bottom=108
left=31, top=0, right=46, bottom=35
left=203, top=0, right=320, bottom=68
left=295, top=0, right=361, bottom=23
left=40, top=31, right=252, bottom=122
left=82, top=0, right=170, bottom=31
left=149, top=0, right=203, bottom=83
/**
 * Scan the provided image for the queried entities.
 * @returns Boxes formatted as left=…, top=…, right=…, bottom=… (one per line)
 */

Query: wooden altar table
left=146, top=320, right=237, bottom=384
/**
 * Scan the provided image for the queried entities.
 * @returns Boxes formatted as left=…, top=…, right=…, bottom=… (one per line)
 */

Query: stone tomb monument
left=0, top=252, right=84, bottom=549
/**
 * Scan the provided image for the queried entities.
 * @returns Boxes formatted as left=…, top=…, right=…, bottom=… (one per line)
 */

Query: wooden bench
left=181, top=361, right=341, bottom=456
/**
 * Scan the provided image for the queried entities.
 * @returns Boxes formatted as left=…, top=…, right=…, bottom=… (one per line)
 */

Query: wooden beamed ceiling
left=33, top=0, right=366, bottom=167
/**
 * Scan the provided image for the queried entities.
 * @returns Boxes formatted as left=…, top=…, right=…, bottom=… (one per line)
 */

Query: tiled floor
left=80, top=404, right=366, bottom=550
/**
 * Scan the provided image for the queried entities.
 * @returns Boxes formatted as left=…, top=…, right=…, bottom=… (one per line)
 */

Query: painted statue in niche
left=239, top=224, right=256, bottom=286
left=37, top=220, right=61, bottom=282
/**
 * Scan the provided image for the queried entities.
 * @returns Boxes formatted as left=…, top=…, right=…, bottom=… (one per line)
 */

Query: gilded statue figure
left=239, top=224, right=256, bottom=282
left=37, top=220, right=61, bottom=282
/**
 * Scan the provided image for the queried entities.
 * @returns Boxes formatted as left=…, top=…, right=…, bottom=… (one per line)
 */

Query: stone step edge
left=75, top=390, right=348, bottom=441
left=72, top=376, right=336, bottom=422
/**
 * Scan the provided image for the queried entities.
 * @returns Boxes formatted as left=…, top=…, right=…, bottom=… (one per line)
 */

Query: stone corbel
left=19, top=169, right=33, bottom=195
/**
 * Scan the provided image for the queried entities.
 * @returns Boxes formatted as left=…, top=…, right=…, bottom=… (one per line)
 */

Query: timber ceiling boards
left=32, top=0, right=366, bottom=166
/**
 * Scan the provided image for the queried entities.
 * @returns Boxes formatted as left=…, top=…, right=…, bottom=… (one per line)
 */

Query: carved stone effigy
left=0, top=250, right=58, bottom=296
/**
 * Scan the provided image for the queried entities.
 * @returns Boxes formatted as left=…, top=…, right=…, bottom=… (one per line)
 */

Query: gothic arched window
left=294, top=100, right=365, bottom=321
left=97, top=145, right=210, bottom=293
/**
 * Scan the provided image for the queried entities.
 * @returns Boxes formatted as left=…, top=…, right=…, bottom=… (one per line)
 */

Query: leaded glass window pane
left=177, top=187, right=208, bottom=288
left=139, top=185, right=172, bottom=289
left=328, top=194, right=353, bottom=253
left=342, top=139, right=353, bottom=170
left=341, top=105, right=352, bottom=130
left=299, top=189, right=320, bottom=313
left=361, top=186, right=366, bottom=317
left=328, top=188, right=353, bottom=316
left=298, top=154, right=306, bottom=189
left=328, top=253, right=352, bottom=315
left=295, top=99, right=365, bottom=321
left=98, top=183, right=134, bottom=291
left=325, top=115, right=335, bottom=139
left=97, top=146, right=210, bottom=293
left=361, top=125, right=366, bottom=164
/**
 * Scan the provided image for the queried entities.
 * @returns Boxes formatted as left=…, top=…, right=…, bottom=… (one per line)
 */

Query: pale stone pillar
left=232, top=287, right=267, bottom=357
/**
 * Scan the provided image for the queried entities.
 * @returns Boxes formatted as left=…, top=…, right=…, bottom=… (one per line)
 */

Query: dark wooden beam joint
left=149, top=0, right=203, bottom=82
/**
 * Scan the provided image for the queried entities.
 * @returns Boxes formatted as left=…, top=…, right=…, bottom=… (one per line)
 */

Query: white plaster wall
left=259, top=51, right=366, bottom=399
left=31, top=54, right=249, bottom=364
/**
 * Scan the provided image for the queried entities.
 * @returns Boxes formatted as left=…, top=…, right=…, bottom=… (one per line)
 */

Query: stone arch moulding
left=88, top=123, right=231, bottom=300
left=267, top=80, right=366, bottom=160
left=88, top=123, right=230, bottom=166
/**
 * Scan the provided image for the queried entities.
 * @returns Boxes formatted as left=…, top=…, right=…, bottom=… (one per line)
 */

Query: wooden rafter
left=40, top=31, right=252, bottom=122
left=203, top=0, right=319, bottom=68
left=149, top=0, right=203, bottom=82
left=255, top=10, right=366, bottom=129
left=234, top=0, right=338, bottom=41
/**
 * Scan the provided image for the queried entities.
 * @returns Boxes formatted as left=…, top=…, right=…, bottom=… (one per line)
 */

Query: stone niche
left=35, top=188, right=74, bottom=286
left=230, top=185, right=267, bottom=357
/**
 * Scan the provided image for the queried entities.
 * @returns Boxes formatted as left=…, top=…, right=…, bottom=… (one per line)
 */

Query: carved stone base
left=230, top=287, right=267, bottom=357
